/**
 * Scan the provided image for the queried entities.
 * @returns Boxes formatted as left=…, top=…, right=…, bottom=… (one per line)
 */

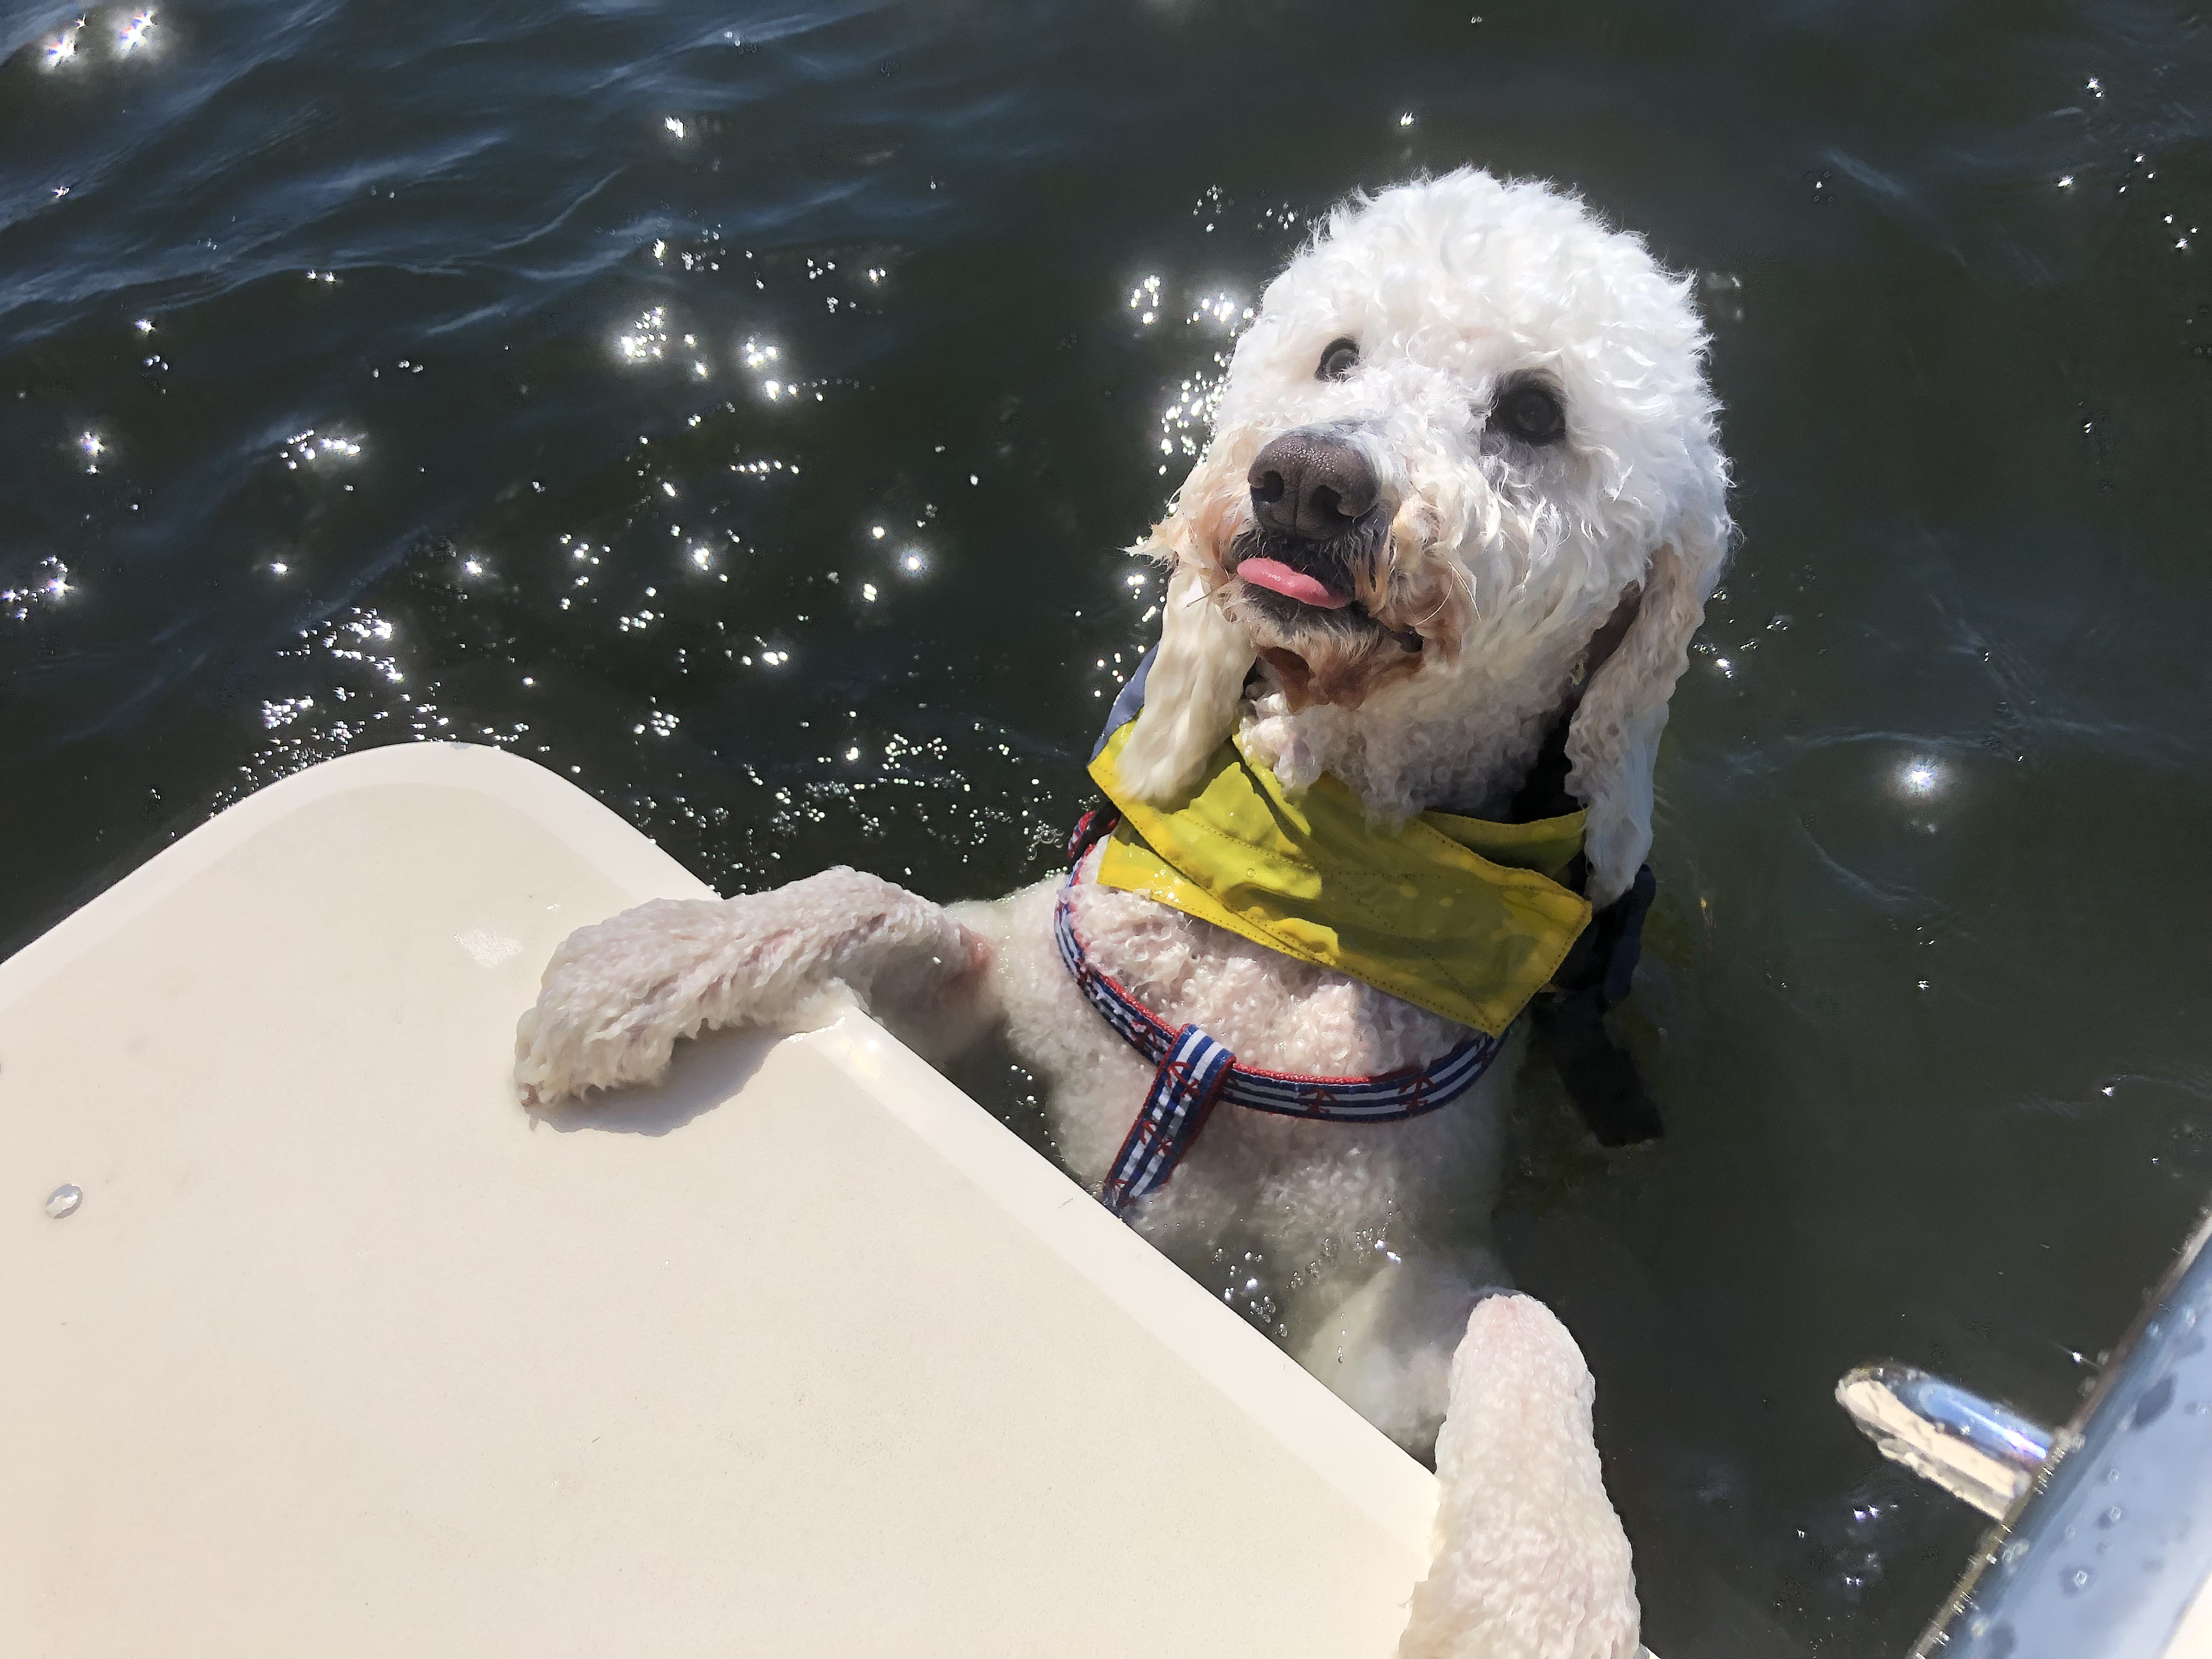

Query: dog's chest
left=1065, top=878, right=1470, bottom=1076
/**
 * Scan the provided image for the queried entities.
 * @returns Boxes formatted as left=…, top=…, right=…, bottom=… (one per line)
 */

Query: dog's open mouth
left=1225, top=518, right=1432, bottom=710
left=1235, top=555, right=1352, bottom=611
left=1229, top=522, right=1421, bottom=654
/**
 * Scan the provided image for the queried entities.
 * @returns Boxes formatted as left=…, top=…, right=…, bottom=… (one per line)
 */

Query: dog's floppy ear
left=1116, top=558, right=1254, bottom=804
left=1564, top=464, right=1731, bottom=906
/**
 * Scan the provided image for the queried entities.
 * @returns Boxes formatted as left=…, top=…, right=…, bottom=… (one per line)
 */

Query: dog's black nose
left=1247, top=430, right=1379, bottom=540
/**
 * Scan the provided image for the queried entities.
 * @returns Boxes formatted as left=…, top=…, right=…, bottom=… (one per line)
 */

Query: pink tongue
left=1238, top=556, right=1351, bottom=610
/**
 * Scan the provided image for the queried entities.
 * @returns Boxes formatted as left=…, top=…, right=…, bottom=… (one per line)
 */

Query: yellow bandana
left=1087, top=720, right=1592, bottom=1038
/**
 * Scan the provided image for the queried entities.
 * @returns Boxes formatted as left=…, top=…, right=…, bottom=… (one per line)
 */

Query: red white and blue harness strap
left=1055, top=810, right=1502, bottom=1214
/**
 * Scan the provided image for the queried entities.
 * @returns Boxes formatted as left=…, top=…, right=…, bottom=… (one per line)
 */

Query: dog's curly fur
left=515, top=170, right=1728, bottom=1658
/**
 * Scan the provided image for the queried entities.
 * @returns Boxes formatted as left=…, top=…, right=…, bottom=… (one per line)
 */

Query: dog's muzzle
left=1247, top=428, right=1376, bottom=542
left=1233, top=427, right=1392, bottom=617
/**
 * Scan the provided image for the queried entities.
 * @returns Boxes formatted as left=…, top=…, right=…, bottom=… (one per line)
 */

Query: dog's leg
left=514, top=868, right=995, bottom=1104
left=1296, top=1239, right=1508, bottom=1459
left=1279, top=1069, right=1514, bottom=1458
left=1397, top=1294, right=1639, bottom=1659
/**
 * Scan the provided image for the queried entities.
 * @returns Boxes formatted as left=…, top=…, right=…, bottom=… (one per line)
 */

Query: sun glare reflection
left=616, top=306, right=670, bottom=363
left=1897, top=758, right=1945, bottom=798
left=44, top=18, right=84, bottom=66
left=740, top=336, right=783, bottom=398
left=1188, top=292, right=1253, bottom=329
left=4, top=558, right=72, bottom=620
left=46, top=11, right=158, bottom=64
left=282, top=428, right=363, bottom=469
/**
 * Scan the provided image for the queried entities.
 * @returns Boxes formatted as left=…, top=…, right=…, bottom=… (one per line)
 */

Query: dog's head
left=1118, top=170, right=1731, bottom=902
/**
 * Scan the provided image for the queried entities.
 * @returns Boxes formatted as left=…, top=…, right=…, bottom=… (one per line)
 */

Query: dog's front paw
left=1398, top=1294, right=1639, bottom=1659
left=513, top=898, right=751, bottom=1105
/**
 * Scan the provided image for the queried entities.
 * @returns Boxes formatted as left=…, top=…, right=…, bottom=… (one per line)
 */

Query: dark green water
left=5, top=1, right=2211, bottom=1649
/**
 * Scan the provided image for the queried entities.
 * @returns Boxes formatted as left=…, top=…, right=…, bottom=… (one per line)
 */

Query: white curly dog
left=516, top=170, right=1728, bottom=1659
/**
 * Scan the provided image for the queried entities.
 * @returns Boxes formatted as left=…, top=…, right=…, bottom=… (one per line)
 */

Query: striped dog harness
left=1057, top=809, right=1503, bottom=1215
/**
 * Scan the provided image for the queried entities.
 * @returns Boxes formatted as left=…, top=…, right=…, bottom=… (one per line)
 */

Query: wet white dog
left=516, top=170, right=1727, bottom=1658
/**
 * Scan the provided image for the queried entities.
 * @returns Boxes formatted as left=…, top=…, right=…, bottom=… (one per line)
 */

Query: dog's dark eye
left=1496, top=381, right=1566, bottom=446
left=1316, top=337, right=1359, bottom=381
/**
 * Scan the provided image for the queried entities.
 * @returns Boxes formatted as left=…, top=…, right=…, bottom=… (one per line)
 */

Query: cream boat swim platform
left=0, top=742, right=1438, bottom=1657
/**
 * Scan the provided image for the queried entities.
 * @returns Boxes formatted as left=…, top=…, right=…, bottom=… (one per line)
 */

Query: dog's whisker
left=1404, top=592, right=1453, bottom=634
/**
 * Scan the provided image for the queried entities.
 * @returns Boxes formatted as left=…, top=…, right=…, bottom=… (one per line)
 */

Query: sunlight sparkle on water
left=616, top=307, right=669, bottom=363
left=283, top=429, right=362, bottom=468
left=117, top=10, right=155, bottom=52
left=1898, top=758, right=1945, bottom=798
left=44, top=19, right=84, bottom=66
left=1188, top=292, right=1252, bottom=329
left=5, top=557, right=73, bottom=619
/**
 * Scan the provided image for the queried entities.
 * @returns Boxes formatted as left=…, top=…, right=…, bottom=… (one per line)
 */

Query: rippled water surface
left=6, top=1, right=2212, bottom=1650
